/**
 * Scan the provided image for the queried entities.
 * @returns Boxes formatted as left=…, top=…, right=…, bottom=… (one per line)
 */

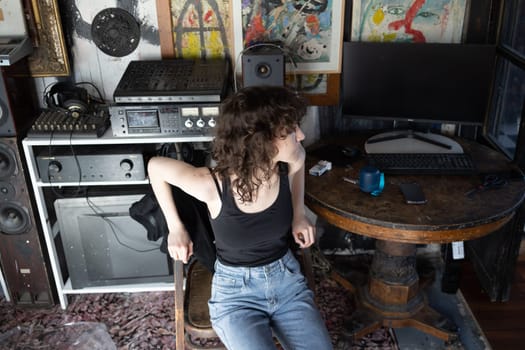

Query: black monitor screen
left=342, top=42, right=497, bottom=126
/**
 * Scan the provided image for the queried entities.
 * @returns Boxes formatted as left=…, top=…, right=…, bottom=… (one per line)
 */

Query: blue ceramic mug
left=359, top=166, right=385, bottom=196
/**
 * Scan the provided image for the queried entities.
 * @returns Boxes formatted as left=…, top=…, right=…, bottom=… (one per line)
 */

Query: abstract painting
left=168, top=0, right=233, bottom=59
left=232, top=0, right=345, bottom=74
left=351, top=0, right=467, bottom=43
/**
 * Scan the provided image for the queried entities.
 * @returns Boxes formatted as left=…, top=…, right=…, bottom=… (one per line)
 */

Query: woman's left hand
left=292, top=215, right=315, bottom=248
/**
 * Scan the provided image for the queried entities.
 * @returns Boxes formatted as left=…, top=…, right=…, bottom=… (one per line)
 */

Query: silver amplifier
left=109, top=103, right=219, bottom=137
left=36, top=150, right=146, bottom=183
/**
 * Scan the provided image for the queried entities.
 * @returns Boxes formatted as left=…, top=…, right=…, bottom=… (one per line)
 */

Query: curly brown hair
left=212, top=86, right=307, bottom=203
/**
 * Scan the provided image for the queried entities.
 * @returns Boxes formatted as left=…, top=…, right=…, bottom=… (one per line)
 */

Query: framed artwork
left=157, top=0, right=234, bottom=59
left=287, top=73, right=340, bottom=105
left=351, top=0, right=468, bottom=43
left=232, top=0, right=346, bottom=74
left=25, top=0, right=70, bottom=77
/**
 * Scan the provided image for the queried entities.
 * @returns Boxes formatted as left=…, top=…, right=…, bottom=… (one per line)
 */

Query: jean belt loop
left=244, top=266, right=250, bottom=282
left=278, top=257, right=285, bottom=272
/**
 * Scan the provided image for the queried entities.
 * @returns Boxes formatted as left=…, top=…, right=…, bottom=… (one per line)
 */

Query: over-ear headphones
left=45, top=82, right=90, bottom=118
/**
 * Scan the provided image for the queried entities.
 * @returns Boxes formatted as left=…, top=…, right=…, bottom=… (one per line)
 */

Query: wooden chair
left=173, top=259, right=224, bottom=350
left=174, top=248, right=315, bottom=350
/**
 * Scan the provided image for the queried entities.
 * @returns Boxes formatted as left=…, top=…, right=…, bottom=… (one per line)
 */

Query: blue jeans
left=208, top=250, right=333, bottom=350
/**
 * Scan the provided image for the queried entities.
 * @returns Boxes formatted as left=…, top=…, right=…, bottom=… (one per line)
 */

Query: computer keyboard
left=366, top=153, right=477, bottom=175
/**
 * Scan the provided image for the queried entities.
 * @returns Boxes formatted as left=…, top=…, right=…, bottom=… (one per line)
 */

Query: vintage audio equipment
left=35, top=148, right=146, bottom=183
left=112, top=58, right=230, bottom=103
left=109, top=103, right=219, bottom=137
left=45, top=82, right=90, bottom=116
left=242, top=46, right=285, bottom=87
left=0, top=137, right=55, bottom=306
left=54, top=194, right=172, bottom=289
left=29, top=108, right=110, bottom=138
left=0, top=0, right=33, bottom=66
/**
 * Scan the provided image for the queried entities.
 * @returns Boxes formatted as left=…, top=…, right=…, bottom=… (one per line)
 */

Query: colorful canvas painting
left=287, top=74, right=328, bottom=93
left=170, top=0, right=233, bottom=59
left=352, top=0, right=467, bottom=43
left=233, top=0, right=345, bottom=74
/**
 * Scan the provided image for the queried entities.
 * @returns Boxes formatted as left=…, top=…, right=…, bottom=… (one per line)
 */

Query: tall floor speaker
left=0, top=137, right=56, bottom=305
left=0, top=65, right=55, bottom=306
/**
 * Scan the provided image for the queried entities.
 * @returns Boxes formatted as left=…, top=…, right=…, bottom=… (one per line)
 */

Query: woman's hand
left=292, top=215, right=316, bottom=248
left=167, top=227, right=193, bottom=264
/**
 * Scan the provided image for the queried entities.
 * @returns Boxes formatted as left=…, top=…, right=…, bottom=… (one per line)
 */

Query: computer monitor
left=341, top=42, right=497, bottom=126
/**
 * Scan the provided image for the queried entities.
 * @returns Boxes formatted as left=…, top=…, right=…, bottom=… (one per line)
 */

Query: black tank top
left=210, top=166, right=292, bottom=267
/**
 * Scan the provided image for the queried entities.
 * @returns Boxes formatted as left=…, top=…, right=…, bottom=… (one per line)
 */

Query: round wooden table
left=305, top=135, right=525, bottom=343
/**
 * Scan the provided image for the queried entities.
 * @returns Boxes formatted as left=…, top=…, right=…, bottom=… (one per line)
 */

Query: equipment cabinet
left=22, top=131, right=213, bottom=309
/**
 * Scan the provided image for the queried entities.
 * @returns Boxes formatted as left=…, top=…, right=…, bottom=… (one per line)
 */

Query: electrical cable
left=85, top=190, right=161, bottom=253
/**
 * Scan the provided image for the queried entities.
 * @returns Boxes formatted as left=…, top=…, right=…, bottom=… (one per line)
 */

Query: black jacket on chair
left=129, top=187, right=216, bottom=272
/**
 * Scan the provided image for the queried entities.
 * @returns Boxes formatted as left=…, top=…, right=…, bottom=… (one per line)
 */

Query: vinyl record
left=91, top=8, right=140, bottom=57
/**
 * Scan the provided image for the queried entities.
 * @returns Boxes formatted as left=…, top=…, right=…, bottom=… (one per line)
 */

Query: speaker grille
left=242, top=49, right=285, bottom=88
left=0, top=202, right=30, bottom=234
left=0, top=142, right=17, bottom=178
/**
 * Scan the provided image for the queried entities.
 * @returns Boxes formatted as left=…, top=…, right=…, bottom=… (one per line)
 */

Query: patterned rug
left=0, top=259, right=398, bottom=350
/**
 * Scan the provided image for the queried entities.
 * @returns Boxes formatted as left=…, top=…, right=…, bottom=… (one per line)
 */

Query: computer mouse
left=342, top=146, right=360, bottom=158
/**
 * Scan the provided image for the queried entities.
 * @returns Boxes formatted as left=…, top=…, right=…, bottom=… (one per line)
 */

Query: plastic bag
left=0, top=321, right=116, bottom=349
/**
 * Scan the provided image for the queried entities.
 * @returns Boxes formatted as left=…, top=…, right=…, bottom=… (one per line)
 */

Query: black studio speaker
left=0, top=137, right=56, bottom=306
left=0, top=65, right=39, bottom=137
left=242, top=47, right=285, bottom=88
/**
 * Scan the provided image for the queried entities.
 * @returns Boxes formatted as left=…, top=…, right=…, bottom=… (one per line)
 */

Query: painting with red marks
left=232, top=0, right=346, bottom=74
left=170, top=0, right=233, bottom=59
left=352, top=0, right=467, bottom=43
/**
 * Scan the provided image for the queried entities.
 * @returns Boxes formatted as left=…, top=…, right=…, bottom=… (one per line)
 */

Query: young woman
left=148, top=86, right=332, bottom=349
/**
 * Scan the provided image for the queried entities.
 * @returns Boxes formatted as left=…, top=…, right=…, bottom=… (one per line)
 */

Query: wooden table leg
left=343, top=240, right=458, bottom=343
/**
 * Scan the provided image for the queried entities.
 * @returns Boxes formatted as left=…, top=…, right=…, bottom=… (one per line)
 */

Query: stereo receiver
left=36, top=148, right=146, bottom=183
left=109, top=103, right=219, bottom=137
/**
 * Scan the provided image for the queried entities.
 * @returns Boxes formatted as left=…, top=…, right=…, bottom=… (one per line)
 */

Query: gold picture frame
left=25, top=0, right=70, bottom=77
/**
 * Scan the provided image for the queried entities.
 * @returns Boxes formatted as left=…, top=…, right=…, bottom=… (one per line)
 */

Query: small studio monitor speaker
left=0, top=137, right=56, bottom=306
left=242, top=47, right=285, bottom=87
left=0, top=64, right=39, bottom=136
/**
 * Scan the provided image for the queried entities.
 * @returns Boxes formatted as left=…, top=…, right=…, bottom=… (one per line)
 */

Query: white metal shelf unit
left=0, top=263, right=10, bottom=302
left=22, top=131, right=214, bottom=309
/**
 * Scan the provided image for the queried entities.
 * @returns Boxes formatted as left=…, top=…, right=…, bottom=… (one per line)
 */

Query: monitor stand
left=365, top=130, right=464, bottom=154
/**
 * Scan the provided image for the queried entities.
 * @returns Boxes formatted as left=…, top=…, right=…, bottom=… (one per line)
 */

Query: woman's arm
left=148, top=156, right=216, bottom=263
left=288, top=146, right=315, bottom=248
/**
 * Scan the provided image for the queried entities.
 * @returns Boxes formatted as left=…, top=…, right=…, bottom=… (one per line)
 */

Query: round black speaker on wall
left=91, top=8, right=141, bottom=57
